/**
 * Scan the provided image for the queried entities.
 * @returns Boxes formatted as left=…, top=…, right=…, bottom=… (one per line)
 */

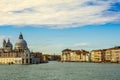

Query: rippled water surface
left=0, top=62, right=120, bottom=80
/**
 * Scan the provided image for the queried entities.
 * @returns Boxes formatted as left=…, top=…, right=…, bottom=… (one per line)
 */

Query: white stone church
left=0, top=33, right=31, bottom=64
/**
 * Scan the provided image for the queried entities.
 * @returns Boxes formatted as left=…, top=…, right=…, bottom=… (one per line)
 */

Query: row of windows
left=0, top=53, right=23, bottom=57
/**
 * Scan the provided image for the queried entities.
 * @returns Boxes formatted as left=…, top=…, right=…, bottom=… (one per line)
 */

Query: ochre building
left=91, top=46, right=120, bottom=63
left=61, top=49, right=90, bottom=62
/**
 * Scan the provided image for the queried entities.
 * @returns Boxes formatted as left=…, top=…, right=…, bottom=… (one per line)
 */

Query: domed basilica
left=0, top=33, right=31, bottom=64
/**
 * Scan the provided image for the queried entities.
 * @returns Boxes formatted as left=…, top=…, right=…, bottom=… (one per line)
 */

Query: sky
left=0, top=0, right=120, bottom=54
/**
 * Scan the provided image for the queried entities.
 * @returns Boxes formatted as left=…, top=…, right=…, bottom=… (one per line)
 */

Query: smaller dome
left=6, top=43, right=13, bottom=47
left=6, top=39, right=13, bottom=47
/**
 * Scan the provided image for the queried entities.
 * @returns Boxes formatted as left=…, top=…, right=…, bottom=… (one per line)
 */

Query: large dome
left=14, top=33, right=28, bottom=50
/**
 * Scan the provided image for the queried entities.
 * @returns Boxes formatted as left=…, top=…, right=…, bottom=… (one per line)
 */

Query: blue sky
left=0, top=0, right=120, bottom=54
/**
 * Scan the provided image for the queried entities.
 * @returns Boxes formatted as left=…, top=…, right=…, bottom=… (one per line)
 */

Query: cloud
left=0, top=0, right=120, bottom=29
left=74, top=42, right=90, bottom=47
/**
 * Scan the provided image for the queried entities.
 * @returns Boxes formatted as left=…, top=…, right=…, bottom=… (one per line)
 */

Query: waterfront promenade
left=0, top=61, right=120, bottom=80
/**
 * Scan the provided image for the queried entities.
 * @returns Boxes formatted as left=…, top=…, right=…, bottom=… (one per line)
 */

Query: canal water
left=0, top=62, right=120, bottom=80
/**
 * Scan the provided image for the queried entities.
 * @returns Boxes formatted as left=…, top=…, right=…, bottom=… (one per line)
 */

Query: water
left=0, top=62, right=120, bottom=80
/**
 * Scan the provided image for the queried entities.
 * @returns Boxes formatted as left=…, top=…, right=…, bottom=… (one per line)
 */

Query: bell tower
left=3, top=39, right=6, bottom=49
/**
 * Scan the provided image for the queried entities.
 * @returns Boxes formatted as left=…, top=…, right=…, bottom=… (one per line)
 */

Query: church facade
left=0, top=33, right=31, bottom=64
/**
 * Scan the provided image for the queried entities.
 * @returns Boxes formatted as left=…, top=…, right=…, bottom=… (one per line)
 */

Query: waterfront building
left=91, top=46, right=120, bottom=63
left=31, top=52, right=43, bottom=64
left=61, top=49, right=71, bottom=61
left=90, top=49, right=106, bottom=62
left=0, top=33, right=31, bottom=64
left=105, top=46, right=120, bottom=63
left=61, top=49, right=90, bottom=62
left=105, top=49, right=112, bottom=62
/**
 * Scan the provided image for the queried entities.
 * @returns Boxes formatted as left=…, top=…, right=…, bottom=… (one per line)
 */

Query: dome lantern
left=19, top=32, right=23, bottom=39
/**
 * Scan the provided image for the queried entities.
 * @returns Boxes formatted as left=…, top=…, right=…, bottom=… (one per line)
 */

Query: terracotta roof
left=107, top=46, right=120, bottom=50
left=62, top=48, right=71, bottom=52
left=91, top=49, right=106, bottom=52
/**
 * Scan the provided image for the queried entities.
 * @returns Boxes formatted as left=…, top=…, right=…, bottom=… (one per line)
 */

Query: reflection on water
left=0, top=62, right=120, bottom=80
